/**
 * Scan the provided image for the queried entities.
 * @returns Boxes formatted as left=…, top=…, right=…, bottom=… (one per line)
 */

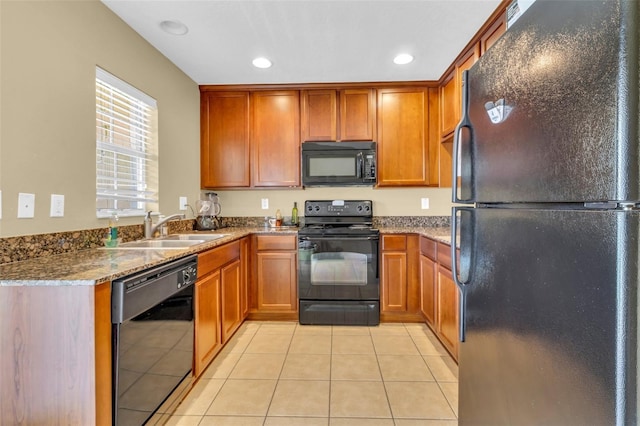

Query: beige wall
left=0, top=1, right=453, bottom=238
left=0, top=0, right=201, bottom=237
left=214, top=187, right=453, bottom=219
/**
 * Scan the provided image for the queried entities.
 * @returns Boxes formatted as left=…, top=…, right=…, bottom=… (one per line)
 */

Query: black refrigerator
left=452, top=1, right=639, bottom=425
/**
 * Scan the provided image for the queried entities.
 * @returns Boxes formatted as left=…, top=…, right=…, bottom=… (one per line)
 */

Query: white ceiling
left=101, top=0, right=501, bottom=85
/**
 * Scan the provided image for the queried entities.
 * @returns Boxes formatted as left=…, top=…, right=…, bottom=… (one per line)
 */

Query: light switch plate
left=50, top=194, right=64, bottom=217
left=18, top=193, right=35, bottom=218
left=0, top=190, right=2, bottom=219
left=179, top=196, right=188, bottom=211
left=261, top=198, right=269, bottom=209
left=421, top=197, right=430, bottom=209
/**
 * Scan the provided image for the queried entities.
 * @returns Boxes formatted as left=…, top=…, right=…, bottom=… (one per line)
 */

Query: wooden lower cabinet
left=380, top=234, right=421, bottom=321
left=250, top=234, right=298, bottom=320
left=221, top=259, right=242, bottom=343
left=194, top=270, right=222, bottom=376
left=0, top=282, right=112, bottom=425
left=382, top=251, right=408, bottom=311
left=420, top=254, right=437, bottom=328
left=240, top=236, right=250, bottom=318
left=418, top=237, right=460, bottom=361
left=437, top=265, right=459, bottom=359
left=194, top=241, right=243, bottom=376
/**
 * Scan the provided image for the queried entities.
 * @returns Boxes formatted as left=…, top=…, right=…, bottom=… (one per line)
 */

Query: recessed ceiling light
left=160, top=20, right=188, bottom=36
left=393, top=53, right=414, bottom=65
left=252, top=57, right=273, bottom=69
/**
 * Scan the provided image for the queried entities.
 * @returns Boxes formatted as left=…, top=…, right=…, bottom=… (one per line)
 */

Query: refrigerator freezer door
left=458, top=207, right=638, bottom=425
left=463, top=0, right=640, bottom=203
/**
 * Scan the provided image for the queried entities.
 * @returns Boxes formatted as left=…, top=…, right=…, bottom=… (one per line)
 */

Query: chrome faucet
left=144, top=211, right=186, bottom=239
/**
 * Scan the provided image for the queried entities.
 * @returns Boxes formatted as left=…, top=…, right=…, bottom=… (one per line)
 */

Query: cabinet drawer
left=420, top=236, right=437, bottom=260
left=382, top=234, right=407, bottom=251
left=437, top=242, right=452, bottom=270
left=198, top=241, right=240, bottom=278
left=256, top=235, right=297, bottom=251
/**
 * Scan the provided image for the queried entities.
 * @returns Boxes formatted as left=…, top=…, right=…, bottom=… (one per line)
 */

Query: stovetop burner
left=299, top=200, right=377, bottom=237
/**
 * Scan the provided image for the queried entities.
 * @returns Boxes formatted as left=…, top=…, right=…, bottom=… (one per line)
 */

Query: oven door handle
left=299, top=236, right=379, bottom=241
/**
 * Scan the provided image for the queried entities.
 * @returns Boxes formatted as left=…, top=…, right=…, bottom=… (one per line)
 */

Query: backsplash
left=0, top=216, right=449, bottom=264
left=0, top=220, right=195, bottom=265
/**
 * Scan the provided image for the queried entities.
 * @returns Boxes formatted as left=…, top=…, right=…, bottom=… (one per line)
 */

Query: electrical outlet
left=18, top=193, right=35, bottom=218
left=421, top=197, right=430, bottom=209
left=50, top=194, right=64, bottom=217
left=261, top=198, right=269, bottom=209
left=179, top=196, right=188, bottom=211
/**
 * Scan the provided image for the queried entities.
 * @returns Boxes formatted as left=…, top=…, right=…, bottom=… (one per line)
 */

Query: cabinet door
left=437, top=265, right=459, bottom=360
left=256, top=252, right=297, bottom=312
left=420, top=254, right=437, bottom=327
left=194, top=270, right=221, bottom=376
left=221, top=259, right=242, bottom=343
left=377, top=88, right=430, bottom=186
left=240, top=237, right=250, bottom=319
left=340, top=89, right=376, bottom=141
left=200, top=91, right=250, bottom=188
left=456, top=45, right=480, bottom=107
left=481, top=12, right=506, bottom=54
left=251, top=91, right=301, bottom=187
left=381, top=251, right=407, bottom=312
left=301, top=90, right=337, bottom=141
left=439, top=71, right=457, bottom=138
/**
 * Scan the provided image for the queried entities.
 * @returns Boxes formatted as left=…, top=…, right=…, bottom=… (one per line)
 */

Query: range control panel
left=304, top=200, right=373, bottom=217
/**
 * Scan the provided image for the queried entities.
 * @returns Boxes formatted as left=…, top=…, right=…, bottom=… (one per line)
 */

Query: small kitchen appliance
left=195, top=192, right=221, bottom=230
left=298, top=200, right=379, bottom=325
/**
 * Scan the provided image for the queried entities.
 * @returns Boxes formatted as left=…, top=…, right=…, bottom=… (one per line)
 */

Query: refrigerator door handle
left=452, top=206, right=473, bottom=342
left=452, top=69, right=473, bottom=204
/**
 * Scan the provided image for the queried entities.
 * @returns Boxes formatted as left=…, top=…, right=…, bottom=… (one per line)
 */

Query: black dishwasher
left=111, top=255, right=197, bottom=426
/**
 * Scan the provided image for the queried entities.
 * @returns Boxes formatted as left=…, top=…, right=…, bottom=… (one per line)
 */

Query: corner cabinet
left=380, top=234, right=421, bottom=322
left=250, top=234, right=298, bottom=320
left=377, top=88, right=432, bottom=186
left=419, top=237, right=460, bottom=361
left=200, top=91, right=250, bottom=188
left=251, top=91, right=301, bottom=187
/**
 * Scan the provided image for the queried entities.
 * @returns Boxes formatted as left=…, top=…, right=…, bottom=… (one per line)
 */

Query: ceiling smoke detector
left=160, top=20, right=189, bottom=36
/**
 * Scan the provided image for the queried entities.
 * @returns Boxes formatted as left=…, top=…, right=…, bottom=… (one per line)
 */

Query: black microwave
left=301, top=141, right=376, bottom=187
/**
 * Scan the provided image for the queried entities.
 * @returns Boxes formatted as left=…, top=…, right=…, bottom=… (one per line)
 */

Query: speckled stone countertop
left=0, top=226, right=451, bottom=287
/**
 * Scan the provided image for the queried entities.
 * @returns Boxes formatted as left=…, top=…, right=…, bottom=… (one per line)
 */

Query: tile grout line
left=261, top=322, right=296, bottom=425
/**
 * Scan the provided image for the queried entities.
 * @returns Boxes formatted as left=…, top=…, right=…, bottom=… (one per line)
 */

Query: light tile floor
left=161, top=321, right=458, bottom=426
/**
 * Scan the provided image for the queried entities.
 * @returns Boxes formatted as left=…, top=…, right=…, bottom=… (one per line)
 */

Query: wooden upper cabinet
left=456, top=44, right=480, bottom=100
left=441, top=44, right=480, bottom=142
left=301, top=89, right=375, bottom=142
left=251, top=90, right=301, bottom=187
left=340, top=89, right=376, bottom=141
left=481, top=12, right=507, bottom=54
left=301, top=90, right=337, bottom=141
left=439, top=71, right=457, bottom=138
left=377, top=87, right=431, bottom=186
left=200, top=91, right=250, bottom=188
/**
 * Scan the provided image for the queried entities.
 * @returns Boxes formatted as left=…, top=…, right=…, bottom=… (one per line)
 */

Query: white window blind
left=96, top=67, right=158, bottom=218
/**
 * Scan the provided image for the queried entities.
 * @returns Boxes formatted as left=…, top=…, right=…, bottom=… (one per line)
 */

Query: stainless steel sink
left=116, top=239, right=204, bottom=249
left=162, top=233, right=229, bottom=241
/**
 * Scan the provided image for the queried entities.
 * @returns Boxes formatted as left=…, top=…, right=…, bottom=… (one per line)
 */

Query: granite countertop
left=0, top=226, right=452, bottom=287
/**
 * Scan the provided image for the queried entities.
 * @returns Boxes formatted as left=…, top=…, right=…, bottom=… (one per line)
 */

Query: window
left=95, top=67, right=158, bottom=218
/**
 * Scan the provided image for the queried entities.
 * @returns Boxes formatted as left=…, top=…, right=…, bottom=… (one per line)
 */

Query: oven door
left=298, top=234, right=379, bottom=301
